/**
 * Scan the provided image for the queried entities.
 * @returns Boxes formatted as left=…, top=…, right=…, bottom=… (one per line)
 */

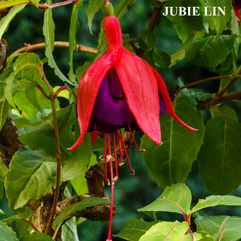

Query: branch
left=38, top=0, right=75, bottom=9
left=147, top=2, right=163, bottom=32
left=175, top=74, right=235, bottom=95
left=37, top=66, right=62, bottom=234
left=12, top=41, right=98, bottom=55
left=215, top=65, right=241, bottom=98
left=198, top=91, right=241, bottom=110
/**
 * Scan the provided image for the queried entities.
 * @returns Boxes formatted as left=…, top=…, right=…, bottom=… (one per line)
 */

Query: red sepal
left=115, top=49, right=161, bottom=144
left=152, top=67, right=198, bottom=132
left=68, top=52, right=114, bottom=150
left=233, top=0, right=241, bottom=19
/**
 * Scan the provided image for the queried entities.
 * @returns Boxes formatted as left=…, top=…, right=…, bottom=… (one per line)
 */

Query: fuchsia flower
left=233, top=0, right=241, bottom=19
left=69, top=15, right=197, bottom=241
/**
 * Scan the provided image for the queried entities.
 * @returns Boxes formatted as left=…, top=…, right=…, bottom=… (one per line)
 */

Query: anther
left=138, top=148, right=145, bottom=153
left=130, top=169, right=135, bottom=176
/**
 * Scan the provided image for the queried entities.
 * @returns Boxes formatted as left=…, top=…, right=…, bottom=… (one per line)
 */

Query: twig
left=147, top=2, right=163, bottom=32
left=54, top=85, right=68, bottom=98
left=36, top=84, right=50, bottom=100
left=215, top=65, right=241, bottom=98
left=198, top=90, right=241, bottom=110
left=37, top=66, right=62, bottom=234
left=38, top=0, right=75, bottom=9
left=12, top=41, right=98, bottom=55
left=24, top=219, right=40, bottom=232
left=175, top=74, right=235, bottom=94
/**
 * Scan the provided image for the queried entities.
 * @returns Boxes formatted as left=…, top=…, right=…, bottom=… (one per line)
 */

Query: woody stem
left=12, top=41, right=97, bottom=55
left=38, top=66, right=62, bottom=234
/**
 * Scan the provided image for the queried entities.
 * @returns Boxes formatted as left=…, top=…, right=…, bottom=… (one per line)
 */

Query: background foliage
left=0, top=0, right=241, bottom=240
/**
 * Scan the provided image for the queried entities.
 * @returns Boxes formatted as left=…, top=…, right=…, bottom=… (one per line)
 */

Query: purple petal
left=88, top=70, right=134, bottom=132
left=88, top=70, right=166, bottom=133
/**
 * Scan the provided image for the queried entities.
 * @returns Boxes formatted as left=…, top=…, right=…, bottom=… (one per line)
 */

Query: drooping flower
left=233, top=0, right=241, bottom=19
left=69, top=15, right=197, bottom=241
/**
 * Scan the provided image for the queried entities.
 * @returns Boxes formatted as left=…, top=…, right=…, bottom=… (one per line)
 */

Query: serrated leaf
left=68, top=0, right=83, bottom=83
left=195, top=215, right=241, bottom=241
left=21, top=232, right=54, bottom=241
left=198, top=116, right=241, bottom=194
left=0, top=221, right=19, bottom=241
left=141, top=96, right=204, bottom=187
left=0, top=5, right=25, bottom=39
left=139, top=221, right=189, bottom=241
left=114, top=218, right=156, bottom=241
left=185, top=35, right=236, bottom=72
left=5, top=148, right=56, bottom=209
left=86, top=0, right=104, bottom=33
left=43, top=7, right=72, bottom=85
left=52, top=197, right=109, bottom=229
left=138, top=183, right=191, bottom=215
left=199, top=0, right=232, bottom=34
left=192, top=195, right=241, bottom=213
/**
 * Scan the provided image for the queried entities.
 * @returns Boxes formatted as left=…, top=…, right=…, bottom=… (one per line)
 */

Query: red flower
left=69, top=16, right=196, bottom=151
left=233, top=0, right=241, bottom=19
left=69, top=15, right=197, bottom=241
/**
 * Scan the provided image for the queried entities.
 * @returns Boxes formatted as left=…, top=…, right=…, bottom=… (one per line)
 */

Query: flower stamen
left=117, top=130, right=135, bottom=175
left=107, top=134, right=115, bottom=241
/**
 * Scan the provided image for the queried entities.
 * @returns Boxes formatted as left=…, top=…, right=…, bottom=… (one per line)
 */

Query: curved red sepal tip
left=115, top=49, right=161, bottom=144
left=68, top=52, right=114, bottom=151
left=151, top=67, right=198, bottom=132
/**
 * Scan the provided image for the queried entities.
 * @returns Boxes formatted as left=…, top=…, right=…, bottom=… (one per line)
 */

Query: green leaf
left=199, top=0, right=232, bottom=35
left=3, top=53, right=51, bottom=118
left=0, top=220, right=19, bottom=241
left=185, top=35, right=236, bottom=72
left=141, top=96, right=204, bottom=187
left=115, top=218, right=157, bottom=241
left=114, top=0, right=136, bottom=18
left=21, top=233, right=54, bottom=241
left=61, top=218, right=79, bottom=241
left=62, top=135, right=91, bottom=182
left=195, top=215, right=241, bottom=241
left=0, top=100, right=9, bottom=131
left=5, top=148, right=56, bottom=209
left=86, top=0, right=104, bottom=33
left=68, top=0, right=83, bottom=83
left=43, top=7, right=72, bottom=85
left=19, top=120, right=55, bottom=156
left=192, top=195, right=241, bottom=213
left=19, top=104, right=76, bottom=159
left=198, top=115, right=241, bottom=194
left=165, top=0, right=203, bottom=43
left=0, top=5, right=25, bottom=39
left=52, top=197, right=109, bottom=229
left=139, top=221, right=189, bottom=241
left=138, top=183, right=191, bottom=215
left=152, top=48, right=171, bottom=70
